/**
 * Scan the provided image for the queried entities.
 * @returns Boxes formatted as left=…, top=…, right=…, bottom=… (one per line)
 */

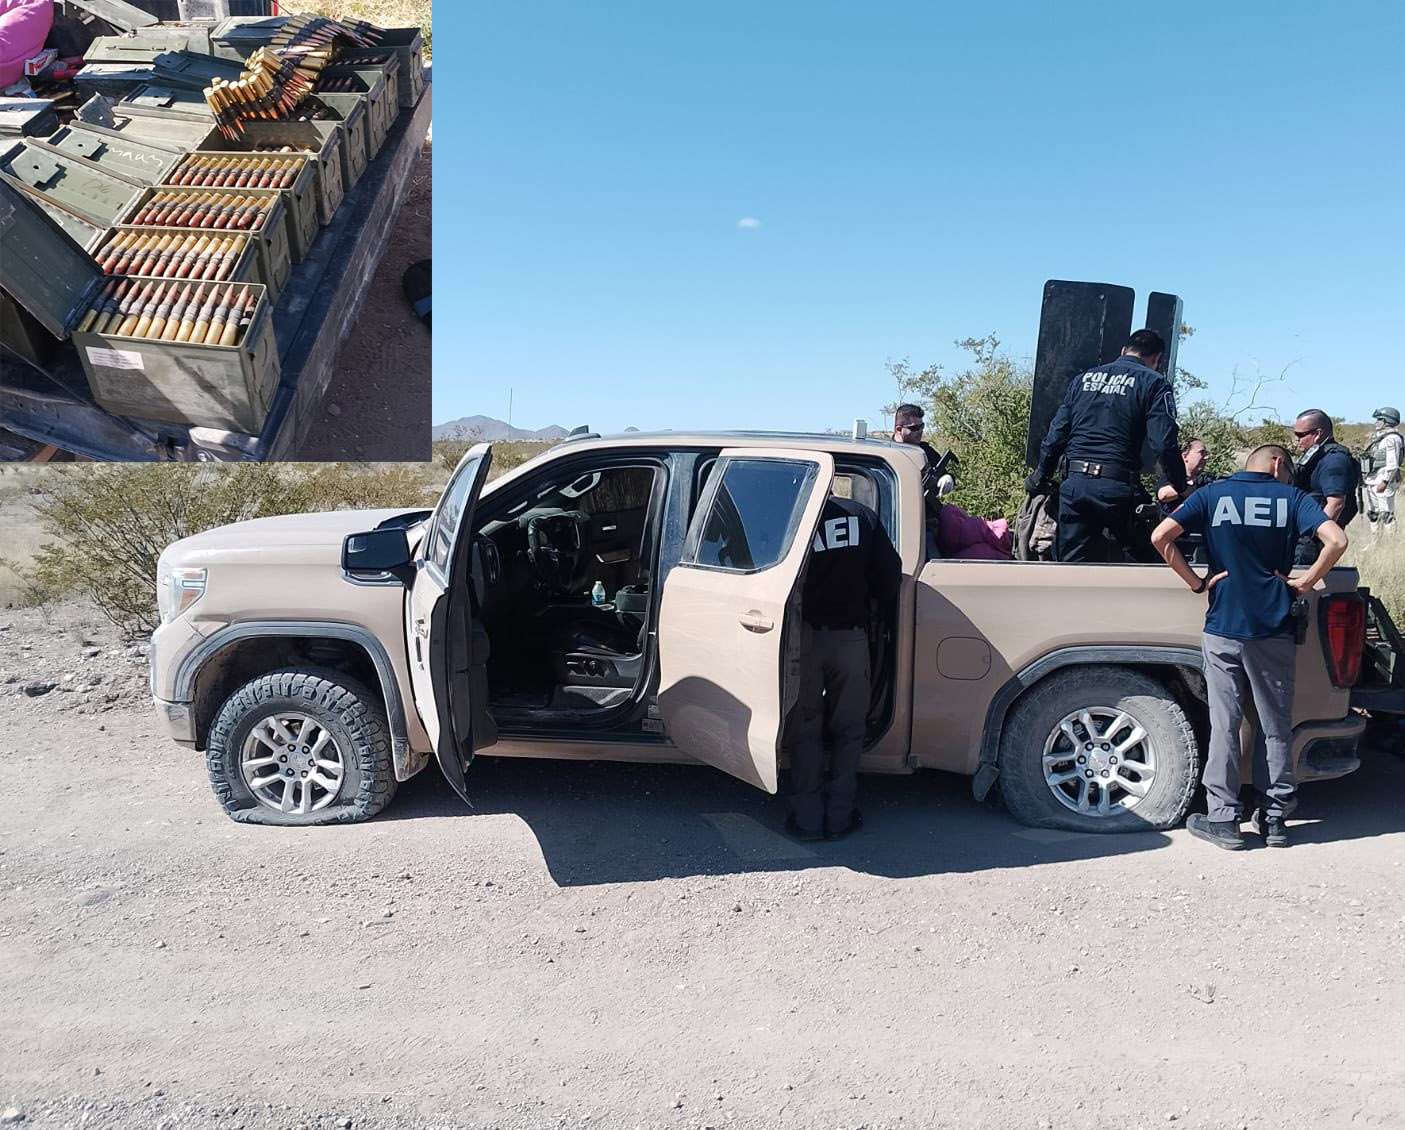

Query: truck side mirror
left=342, top=528, right=414, bottom=585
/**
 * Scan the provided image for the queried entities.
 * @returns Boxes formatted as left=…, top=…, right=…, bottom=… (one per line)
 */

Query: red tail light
left=1321, top=594, right=1365, bottom=688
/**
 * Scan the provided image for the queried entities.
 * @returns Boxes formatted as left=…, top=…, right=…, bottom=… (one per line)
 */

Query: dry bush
left=279, top=0, right=432, bottom=55
left=887, top=335, right=1033, bottom=519
left=14, top=433, right=561, bottom=636
left=1347, top=513, right=1405, bottom=624
left=433, top=436, right=551, bottom=480
left=24, top=463, right=438, bottom=637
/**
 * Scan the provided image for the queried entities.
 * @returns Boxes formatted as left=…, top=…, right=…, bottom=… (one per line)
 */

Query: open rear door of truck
left=657, top=448, right=834, bottom=792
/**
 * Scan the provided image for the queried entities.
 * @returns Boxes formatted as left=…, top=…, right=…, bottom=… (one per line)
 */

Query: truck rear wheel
left=997, top=666, right=1198, bottom=833
left=206, top=669, right=397, bottom=826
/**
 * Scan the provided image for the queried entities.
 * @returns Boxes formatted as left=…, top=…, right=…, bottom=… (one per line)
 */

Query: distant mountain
left=431, top=415, right=569, bottom=441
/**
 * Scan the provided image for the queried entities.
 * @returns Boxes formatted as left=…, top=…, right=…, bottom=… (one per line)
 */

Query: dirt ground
left=0, top=467, right=48, bottom=607
left=2, top=601, right=1404, bottom=1130
left=289, top=138, right=433, bottom=463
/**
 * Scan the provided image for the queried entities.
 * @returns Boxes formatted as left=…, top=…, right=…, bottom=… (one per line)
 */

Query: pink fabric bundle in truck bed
left=0, top=0, right=54, bottom=88
left=936, top=501, right=1014, bottom=560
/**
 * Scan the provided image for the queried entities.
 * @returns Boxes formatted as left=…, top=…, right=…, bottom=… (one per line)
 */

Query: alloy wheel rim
left=240, top=712, right=346, bottom=815
left=1042, top=706, right=1156, bottom=816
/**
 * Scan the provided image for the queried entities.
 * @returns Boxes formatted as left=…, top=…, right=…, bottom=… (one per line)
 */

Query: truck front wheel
left=206, top=669, right=397, bottom=826
left=997, top=666, right=1199, bottom=833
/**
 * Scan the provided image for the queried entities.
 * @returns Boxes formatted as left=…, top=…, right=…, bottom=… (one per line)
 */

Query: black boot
left=826, top=809, right=863, bottom=840
left=1251, top=810, right=1290, bottom=848
left=1186, top=813, right=1245, bottom=851
left=1253, top=803, right=1292, bottom=848
left=784, top=814, right=825, bottom=843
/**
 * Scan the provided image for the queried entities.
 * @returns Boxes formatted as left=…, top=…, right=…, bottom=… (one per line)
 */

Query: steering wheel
left=525, top=511, right=587, bottom=592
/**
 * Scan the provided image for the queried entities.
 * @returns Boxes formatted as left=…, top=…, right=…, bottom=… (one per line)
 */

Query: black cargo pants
left=788, top=624, right=870, bottom=835
left=1057, top=474, right=1136, bottom=563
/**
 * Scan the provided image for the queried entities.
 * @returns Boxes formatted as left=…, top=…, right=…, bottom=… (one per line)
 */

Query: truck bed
left=910, top=557, right=1360, bottom=775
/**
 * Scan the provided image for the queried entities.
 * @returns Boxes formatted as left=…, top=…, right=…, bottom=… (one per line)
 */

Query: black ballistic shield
left=1026, top=280, right=1135, bottom=469
left=1141, top=290, right=1185, bottom=474
left=1143, top=291, right=1183, bottom=377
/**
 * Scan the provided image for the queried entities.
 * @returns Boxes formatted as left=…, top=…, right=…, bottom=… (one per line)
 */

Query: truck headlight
left=157, top=565, right=207, bottom=625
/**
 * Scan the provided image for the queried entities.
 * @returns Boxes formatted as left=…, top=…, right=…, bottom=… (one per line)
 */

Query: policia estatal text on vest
left=1029, top=329, right=1186, bottom=562
left=1151, top=445, right=1348, bottom=850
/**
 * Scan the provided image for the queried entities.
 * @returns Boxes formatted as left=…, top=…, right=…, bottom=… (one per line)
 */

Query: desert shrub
left=27, top=463, right=436, bottom=637
left=888, top=335, right=1032, bottom=519
left=279, top=0, right=432, bottom=55
left=1348, top=514, right=1405, bottom=625
left=1242, top=417, right=1291, bottom=452
left=1176, top=401, right=1250, bottom=479
left=434, top=434, right=552, bottom=480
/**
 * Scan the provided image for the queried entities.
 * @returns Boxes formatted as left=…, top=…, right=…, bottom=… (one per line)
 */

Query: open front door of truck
left=406, top=443, right=493, bottom=803
left=657, top=448, right=835, bottom=792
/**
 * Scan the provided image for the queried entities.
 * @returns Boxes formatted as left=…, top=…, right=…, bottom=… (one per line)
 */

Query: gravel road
left=2, top=603, right=1404, bottom=1129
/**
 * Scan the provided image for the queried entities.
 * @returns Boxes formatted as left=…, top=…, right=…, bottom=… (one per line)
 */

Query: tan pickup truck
left=149, top=431, right=1369, bottom=831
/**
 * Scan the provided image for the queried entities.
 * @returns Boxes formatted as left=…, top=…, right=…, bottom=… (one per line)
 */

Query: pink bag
left=936, top=501, right=1014, bottom=561
left=0, top=0, right=54, bottom=88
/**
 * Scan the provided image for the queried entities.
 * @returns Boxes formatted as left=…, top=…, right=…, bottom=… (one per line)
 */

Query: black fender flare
left=972, top=644, right=1203, bottom=801
left=172, top=620, right=415, bottom=774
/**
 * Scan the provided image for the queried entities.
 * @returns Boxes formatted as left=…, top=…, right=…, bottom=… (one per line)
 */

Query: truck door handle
left=739, top=610, right=774, bottom=633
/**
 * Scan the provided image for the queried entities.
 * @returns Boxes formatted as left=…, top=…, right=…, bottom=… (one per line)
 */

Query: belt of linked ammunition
left=95, top=229, right=250, bottom=282
left=76, top=279, right=258, bottom=347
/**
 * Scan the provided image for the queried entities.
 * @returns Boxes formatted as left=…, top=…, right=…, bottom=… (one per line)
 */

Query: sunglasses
left=1293, top=429, right=1318, bottom=438
left=896, top=422, right=924, bottom=433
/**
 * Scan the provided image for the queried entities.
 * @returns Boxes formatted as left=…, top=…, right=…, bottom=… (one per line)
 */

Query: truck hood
left=162, top=509, right=423, bottom=567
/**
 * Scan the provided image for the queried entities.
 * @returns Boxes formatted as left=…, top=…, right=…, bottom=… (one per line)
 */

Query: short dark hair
left=1295, top=409, right=1333, bottom=438
left=1182, top=436, right=1206, bottom=453
left=1247, top=443, right=1293, bottom=469
left=894, top=403, right=924, bottom=421
left=1124, top=329, right=1166, bottom=359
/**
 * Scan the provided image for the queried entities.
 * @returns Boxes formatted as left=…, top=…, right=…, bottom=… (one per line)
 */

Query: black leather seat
left=550, top=585, right=649, bottom=688
left=560, top=614, right=643, bottom=658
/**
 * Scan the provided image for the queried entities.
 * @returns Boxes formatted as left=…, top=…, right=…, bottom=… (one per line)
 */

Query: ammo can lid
left=84, top=37, right=175, bottom=65
left=20, top=188, right=104, bottom=251
left=0, top=98, right=60, bottom=139
left=123, top=85, right=213, bottom=115
left=152, top=51, right=245, bottom=87
left=75, top=0, right=159, bottom=32
left=0, top=177, right=104, bottom=341
left=64, top=120, right=187, bottom=157
left=211, top=16, right=288, bottom=42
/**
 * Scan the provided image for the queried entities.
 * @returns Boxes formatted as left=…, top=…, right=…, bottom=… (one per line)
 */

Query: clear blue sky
left=436, top=1, right=1403, bottom=434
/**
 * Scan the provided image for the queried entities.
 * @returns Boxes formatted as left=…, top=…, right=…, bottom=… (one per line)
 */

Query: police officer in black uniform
left=1028, top=329, right=1186, bottom=562
left=1290, top=408, right=1360, bottom=565
left=786, top=492, right=901, bottom=841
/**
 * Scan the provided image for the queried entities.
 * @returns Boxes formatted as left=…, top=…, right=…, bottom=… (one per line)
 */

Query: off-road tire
left=206, top=668, right=396, bottom=826
left=997, top=666, right=1198, bottom=833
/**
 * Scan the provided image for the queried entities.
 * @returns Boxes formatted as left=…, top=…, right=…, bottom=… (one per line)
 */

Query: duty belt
left=1065, top=459, right=1138, bottom=483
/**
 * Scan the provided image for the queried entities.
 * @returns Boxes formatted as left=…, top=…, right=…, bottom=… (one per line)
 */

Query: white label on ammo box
left=86, top=348, right=145, bottom=371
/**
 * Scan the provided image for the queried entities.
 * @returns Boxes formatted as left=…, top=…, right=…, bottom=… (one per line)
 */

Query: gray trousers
left=1202, top=632, right=1297, bottom=822
left=788, top=626, right=870, bottom=833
